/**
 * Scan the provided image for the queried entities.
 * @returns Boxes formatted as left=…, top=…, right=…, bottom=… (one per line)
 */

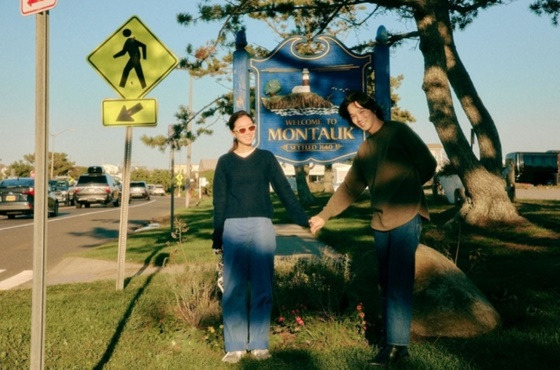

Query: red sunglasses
left=234, top=125, right=256, bottom=134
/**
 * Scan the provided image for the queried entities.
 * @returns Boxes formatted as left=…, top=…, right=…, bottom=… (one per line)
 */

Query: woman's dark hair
left=338, top=91, right=386, bottom=125
left=227, top=110, right=254, bottom=151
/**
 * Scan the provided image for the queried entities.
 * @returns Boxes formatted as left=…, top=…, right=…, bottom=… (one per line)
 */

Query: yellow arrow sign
left=87, top=16, right=178, bottom=99
left=102, top=98, right=158, bottom=127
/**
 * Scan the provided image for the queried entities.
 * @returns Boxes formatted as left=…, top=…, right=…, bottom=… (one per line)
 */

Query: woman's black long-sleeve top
left=213, top=149, right=309, bottom=234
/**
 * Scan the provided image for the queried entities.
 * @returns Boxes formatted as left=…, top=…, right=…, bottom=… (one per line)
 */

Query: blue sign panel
left=250, top=35, right=372, bottom=165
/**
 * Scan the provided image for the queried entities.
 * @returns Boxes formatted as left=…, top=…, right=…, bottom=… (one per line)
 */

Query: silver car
left=0, top=178, right=59, bottom=219
left=49, top=179, right=72, bottom=206
left=130, top=181, right=150, bottom=200
left=148, top=184, right=166, bottom=196
left=73, top=167, right=121, bottom=208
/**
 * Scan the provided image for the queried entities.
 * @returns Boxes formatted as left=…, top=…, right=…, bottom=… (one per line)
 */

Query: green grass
left=1, top=194, right=559, bottom=369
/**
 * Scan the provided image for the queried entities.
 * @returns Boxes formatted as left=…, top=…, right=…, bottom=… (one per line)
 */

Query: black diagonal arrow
left=116, top=103, right=144, bottom=122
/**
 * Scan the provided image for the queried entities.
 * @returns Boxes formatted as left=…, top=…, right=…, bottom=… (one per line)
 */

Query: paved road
left=0, top=196, right=173, bottom=290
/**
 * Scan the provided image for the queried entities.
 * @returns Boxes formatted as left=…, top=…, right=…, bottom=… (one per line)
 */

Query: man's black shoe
left=368, top=345, right=409, bottom=366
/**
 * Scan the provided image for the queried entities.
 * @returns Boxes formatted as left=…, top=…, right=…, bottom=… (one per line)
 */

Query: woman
left=212, top=110, right=309, bottom=364
left=309, top=91, right=437, bottom=366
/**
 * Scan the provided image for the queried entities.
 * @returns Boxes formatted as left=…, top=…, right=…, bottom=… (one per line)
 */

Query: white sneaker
left=251, top=349, right=271, bottom=360
left=221, top=350, right=245, bottom=364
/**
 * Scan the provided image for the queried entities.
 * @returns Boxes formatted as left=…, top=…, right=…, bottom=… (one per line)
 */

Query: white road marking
left=0, top=270, right=33, bottom=290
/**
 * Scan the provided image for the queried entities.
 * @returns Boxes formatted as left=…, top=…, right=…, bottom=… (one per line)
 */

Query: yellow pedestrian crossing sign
left=87, top=16, right=178, bottom=99
left=102, top=98, right=158, bottom=127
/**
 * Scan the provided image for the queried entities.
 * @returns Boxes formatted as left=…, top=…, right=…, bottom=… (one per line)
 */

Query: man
left=310, top=91, right=437, bottom=366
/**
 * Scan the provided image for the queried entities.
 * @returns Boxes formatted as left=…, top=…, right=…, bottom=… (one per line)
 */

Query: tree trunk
left=442, top=22, right=503, bottom=175
left=413, top=8, right=524, bottom=226
left=295, top=164, right=316, bottom=205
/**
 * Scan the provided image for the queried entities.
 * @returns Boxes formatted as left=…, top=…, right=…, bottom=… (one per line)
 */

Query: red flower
left=277, top=316, right=285, bottom=324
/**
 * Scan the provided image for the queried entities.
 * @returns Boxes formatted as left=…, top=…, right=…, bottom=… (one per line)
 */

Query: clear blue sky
left=1, top=1, right=558, bottom=170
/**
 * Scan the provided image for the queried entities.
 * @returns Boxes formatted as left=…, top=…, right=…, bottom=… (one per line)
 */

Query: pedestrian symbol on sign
left=113, top=29, right=147, bottom=89
left=87, top=16, right=178, bottom=99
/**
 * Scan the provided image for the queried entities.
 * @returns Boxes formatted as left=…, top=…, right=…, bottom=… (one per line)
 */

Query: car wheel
left=7, top=214, right=16, bottom=219
left=85, top=203, right=91, bottom=208
left=76, top=202, right=82, bottom=209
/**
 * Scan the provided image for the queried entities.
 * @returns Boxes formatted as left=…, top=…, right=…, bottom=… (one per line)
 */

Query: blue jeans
left=222, top=217, right=276, bottom=352
left=372, top=214, right=422, bottom=346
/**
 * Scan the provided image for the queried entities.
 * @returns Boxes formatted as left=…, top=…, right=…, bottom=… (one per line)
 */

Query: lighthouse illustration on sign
left=250, top=34, right=372, bottom=164
left=292, top=68, right=310, bottom=93
left=261, top=68, right=336, bottom=116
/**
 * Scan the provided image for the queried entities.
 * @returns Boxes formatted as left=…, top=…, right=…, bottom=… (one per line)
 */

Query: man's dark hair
left=338, top=91, right=386, bottom=125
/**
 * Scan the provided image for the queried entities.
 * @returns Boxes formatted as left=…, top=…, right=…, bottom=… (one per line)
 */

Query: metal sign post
left=30, top=10, right=49, bottom=370
left=116, top=126, right=133, bottom=290
left=168, top=125, right=175, bottom=233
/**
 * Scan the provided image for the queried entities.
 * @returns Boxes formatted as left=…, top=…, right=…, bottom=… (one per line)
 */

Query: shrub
left=169, top=264, right=221, bottom=328
left=274, top=253, right=353, bottom=315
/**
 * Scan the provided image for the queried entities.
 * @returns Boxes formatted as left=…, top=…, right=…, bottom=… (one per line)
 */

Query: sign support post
left=30, top=10, right=49, bottom=370
left=116, top=126, right=133, bottom=290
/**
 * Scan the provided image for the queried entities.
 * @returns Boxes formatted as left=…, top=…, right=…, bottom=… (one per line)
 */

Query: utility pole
left=49, top=128, right=74, bottom=178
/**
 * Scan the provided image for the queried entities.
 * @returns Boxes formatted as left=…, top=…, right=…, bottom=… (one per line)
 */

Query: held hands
left=309, top=216, right=326, bottom=235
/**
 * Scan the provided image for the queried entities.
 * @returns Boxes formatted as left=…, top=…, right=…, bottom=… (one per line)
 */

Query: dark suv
left=0, top=178, right=59, bottom=219
left=73, top=167, right=121, bottom=208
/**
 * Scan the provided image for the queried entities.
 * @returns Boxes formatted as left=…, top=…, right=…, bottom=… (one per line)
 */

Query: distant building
left=101, top=163, right=121, bottom=181
left=174, top=158, right=217, bottom=179
left=427, top=143, right=446, bottom=171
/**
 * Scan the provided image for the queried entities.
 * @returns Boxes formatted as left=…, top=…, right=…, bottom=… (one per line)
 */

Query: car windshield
left=130, top=182, right=145, bottom=187
left=50, top=180, right=69, bottom=190
left=77, top=175, right=108, bottom=185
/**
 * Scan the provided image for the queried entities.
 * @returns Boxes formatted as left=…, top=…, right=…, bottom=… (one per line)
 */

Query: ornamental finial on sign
left=236, top=28, right=247, bottom=50
left=376, top=25, right=389, bottom=45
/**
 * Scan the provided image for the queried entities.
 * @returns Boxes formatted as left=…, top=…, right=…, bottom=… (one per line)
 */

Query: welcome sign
left=250, top=35, right=372, bottom=165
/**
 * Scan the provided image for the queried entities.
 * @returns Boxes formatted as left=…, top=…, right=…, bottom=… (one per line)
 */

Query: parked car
left=49, top=179, right=72, bottom=206
left=129, top=181, right=150, bottom=200
left=0, top=177, right=59, bottom=219
left=73, top=166, right=121, bottom=208
left=148, top=184, right=166, bottom=196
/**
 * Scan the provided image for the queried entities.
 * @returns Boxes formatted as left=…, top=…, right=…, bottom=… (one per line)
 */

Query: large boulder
left=412, top=245, right=500, bottom=338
